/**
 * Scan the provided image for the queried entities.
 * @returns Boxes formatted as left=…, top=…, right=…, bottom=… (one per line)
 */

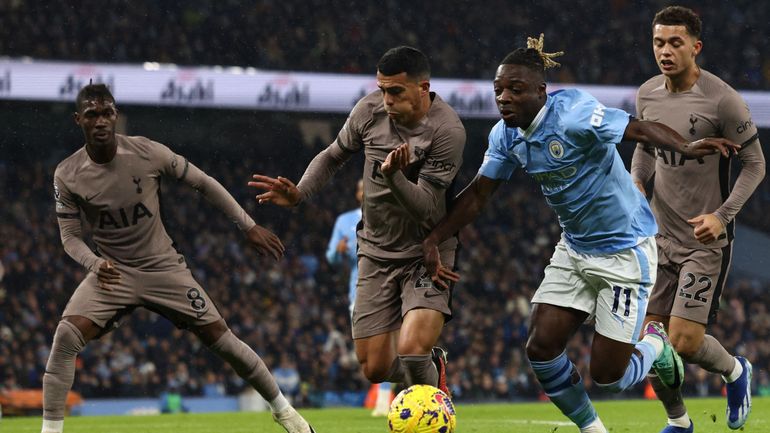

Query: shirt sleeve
left=631, top=89, right=656, bottom=185
left=417, top=125, right=465, bottom=189
left=631, top=143, right=657, bottom=185
left=332, top=97, right=369, bottom=153
left=152, top=141, right=256, bottom=232
left=54, top=169, right=104, bottom=272
left=478, top=124, right=518, bottom=180
left=297, top=101, right=368, bottom=200
left=712, top=92, right=766, bottom=225
left=565, top=92, right=631, bottom=149
left=384, top=125, right=465, bottom=222
left=719, top=91, right=759, bottom=148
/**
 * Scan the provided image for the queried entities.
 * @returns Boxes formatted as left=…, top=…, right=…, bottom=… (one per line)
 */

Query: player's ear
left=419, top=80, right=430, bottom=95
left=73, top=112, right=80, bottom=125
left=692, top=39, right=703, bottom=58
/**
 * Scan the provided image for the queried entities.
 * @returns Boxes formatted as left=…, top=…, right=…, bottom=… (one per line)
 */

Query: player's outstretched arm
left=623, top=119, right=740, bottom=158
left=422, top=174, right=501, bottom=288
left=245, top=224, right=285, bottom=260
left=250, top=142, right=353, bottom=207
left=249, top=175, right=302, bottom=207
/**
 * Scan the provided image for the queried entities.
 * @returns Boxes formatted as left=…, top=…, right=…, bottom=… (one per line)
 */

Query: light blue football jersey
left=326, top=208, right=361, bottom=307
left=479, top=89, right=657, bottom=254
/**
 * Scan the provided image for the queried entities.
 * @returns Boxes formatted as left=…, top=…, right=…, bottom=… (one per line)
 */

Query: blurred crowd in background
left=1, top=119, right=769, bottom=405
left=1, top=0, right=769, bottom=408
left=1, top=0, right=769, bottom=89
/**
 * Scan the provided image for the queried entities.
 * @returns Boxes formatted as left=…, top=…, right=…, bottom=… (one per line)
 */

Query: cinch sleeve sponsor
left=417, top=126, right=465, bottom=189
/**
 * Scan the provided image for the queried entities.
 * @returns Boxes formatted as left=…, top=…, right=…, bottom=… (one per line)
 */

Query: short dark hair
left=76, top=83, right=115, bottom=112
left=501, top=48, right=547, bottom=77
left=653, top=6, right=701, bottom=38
left=376, top=46, right=430, bottom=81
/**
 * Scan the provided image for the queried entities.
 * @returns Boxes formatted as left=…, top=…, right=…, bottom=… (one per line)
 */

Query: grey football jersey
left=634, top=70, right=759, bottom=249
left=55, top=135, right=193, bottom=269
left=334, top=91, right=465, bottom=259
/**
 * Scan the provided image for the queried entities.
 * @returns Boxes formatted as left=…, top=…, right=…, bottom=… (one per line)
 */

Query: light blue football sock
left=530, top=351, right=597, bottom=428
left=595, top=340, right=656, bottom=393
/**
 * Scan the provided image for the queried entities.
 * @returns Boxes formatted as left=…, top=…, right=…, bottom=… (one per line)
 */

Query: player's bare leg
left=193, top=319, right=315, bottom=433
left=42, top=316, right=101, bottom=433
left=644, top=313, right=691, bottom=432
left=398, top=308, right=445, bottom=390
left=526, top=304, right=608, bottom=433
left=354, top=330, right=403, bottom=383
left=645, top=315, right=749, bottom=432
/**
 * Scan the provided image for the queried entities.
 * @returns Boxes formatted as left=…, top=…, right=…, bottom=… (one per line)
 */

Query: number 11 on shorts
left=612, top=286, right=632, bottom=317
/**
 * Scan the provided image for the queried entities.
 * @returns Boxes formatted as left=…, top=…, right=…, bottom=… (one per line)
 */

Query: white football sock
left=269, top=394, right=291, bottom=413
left=41, top=419, right=64, bottom=433
left=723, top=357, right=743, bottom=383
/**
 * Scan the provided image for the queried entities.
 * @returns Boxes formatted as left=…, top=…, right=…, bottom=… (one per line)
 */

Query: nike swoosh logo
left=684, top=302, right=703, bottom=309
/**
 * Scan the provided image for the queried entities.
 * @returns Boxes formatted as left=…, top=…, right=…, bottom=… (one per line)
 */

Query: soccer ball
left=387, top=384, right=456, bottom=433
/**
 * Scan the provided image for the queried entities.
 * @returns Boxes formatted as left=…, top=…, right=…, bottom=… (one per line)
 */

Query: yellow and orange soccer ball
left=387, top=385, right=456, bottom=433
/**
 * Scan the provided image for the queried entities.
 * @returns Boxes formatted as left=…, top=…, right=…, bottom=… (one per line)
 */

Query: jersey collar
left=517, top=96, right=550, bottom=139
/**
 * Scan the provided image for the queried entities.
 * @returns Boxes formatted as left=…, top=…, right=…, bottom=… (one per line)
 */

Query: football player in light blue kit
left=422, top=35, right=739, bottom=433
left=325, top=179, right=392, bottom=416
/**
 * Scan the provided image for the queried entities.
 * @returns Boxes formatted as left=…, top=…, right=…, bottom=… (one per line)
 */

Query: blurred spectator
left=0, top=109, right=768, bottom=406
left=274, top=355, right=301, bottom=402
left=0, top=1, right=768, bottom=89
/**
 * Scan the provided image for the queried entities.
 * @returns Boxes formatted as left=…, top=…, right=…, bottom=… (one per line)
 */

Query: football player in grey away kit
left=44, top=84, right=315, bottom=433
left=250, top=46, right=465, bottom=397
left=631, top=6, right=765, bottom=433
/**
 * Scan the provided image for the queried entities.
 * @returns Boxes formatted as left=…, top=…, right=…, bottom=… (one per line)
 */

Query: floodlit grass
left=3, top=397, right=767, bottom=433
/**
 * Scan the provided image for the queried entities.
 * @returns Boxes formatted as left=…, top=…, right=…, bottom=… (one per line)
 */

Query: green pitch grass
left=3, top=397, right=767, bottom=433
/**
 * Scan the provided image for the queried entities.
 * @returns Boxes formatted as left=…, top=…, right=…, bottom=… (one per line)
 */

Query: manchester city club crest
left=548, top=140, right=564, bottom=159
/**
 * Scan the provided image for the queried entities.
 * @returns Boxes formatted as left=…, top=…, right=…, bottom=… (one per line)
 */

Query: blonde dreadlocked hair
left=501, top=33, right=564, bottom=76
left=526, top=33, right=564, bottom=69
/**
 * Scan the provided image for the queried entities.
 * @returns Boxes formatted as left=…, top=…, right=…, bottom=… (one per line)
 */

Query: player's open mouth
left=660, top=60, right=675, bottom=70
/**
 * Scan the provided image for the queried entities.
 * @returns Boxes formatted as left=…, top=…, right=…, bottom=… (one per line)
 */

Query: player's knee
left=590, top=368, right=624, bottom=388
left=361, top=360, right=389, bottom=383
left=51, top=320, right=87, bottom=356
left=670, top=333, right=700, bottom=359
left=671, top=338, right=700, bottom=359
left=194, top=319, right=229, bottom=346
left=525, top=337, right=561, bottom=362
left=396, top=340, right=431, bottom=356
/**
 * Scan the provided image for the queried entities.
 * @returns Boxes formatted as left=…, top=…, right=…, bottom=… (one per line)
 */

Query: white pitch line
left=468, top=419, right=575, bottom=427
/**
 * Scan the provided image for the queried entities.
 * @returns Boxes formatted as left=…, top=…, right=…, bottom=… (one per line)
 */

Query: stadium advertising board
left=2, top=58, right=770, bottom=127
